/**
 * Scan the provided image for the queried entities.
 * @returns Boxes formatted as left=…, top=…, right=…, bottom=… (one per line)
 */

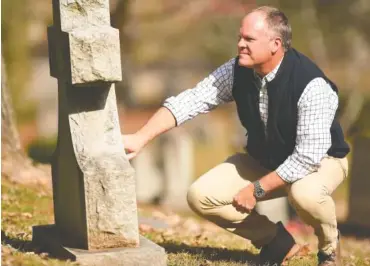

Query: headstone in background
left=134, top=130, right=194, bottom=211
left=29, top=58, right=58, bottom=138
left=257, top=198, right=289, bottom=224
left=133, top=143, right=164, bottom=203
left=32, top=0, right=166, bottom=265
left=162, top=130, right=194, bottom=210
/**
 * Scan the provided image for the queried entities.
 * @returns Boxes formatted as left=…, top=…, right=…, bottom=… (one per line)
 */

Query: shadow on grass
left=159, top=241, right=259, bottom=264
left=2, top=229, right=261, bottom=264
left=1, top=230, right=43, bottom=254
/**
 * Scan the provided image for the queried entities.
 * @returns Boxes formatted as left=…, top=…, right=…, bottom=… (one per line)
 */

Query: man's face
left=238, top=12, right=274, bottom=68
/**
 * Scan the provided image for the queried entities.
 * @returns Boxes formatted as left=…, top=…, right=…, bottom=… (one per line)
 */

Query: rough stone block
left=69, top=26, right=122, bottom=84
left=83, top=155, right=139, bottom=249
left=57, top=0, right=111, bottom=32
left=52, top=85, right=139, bottom=249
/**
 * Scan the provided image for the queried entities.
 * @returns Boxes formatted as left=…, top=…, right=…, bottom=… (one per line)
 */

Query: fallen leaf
left=3, top=212, right=17, bottom=217
left=152, top=211, right=167, bottom=220
left=139, top=224, right=153, bottom=233
left=296, top=244, right=311, bottom=257
left=39, top=252, right=49, bottom=258
left=200, top=259, right=212, bottom=265
left=22, top=212, right=33, bottom=218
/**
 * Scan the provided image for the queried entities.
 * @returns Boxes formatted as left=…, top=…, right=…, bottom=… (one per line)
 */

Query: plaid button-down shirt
left=163, top=58, right=338, bottom=183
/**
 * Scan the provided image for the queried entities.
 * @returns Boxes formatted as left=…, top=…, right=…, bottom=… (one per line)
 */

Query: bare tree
left=340, top=29, right=368, bottom=135
left=1, top=58, right=23, bottom=162
left=300, top=0, right=329, bottom=67
left=2, top=0, right=31, bottom=113
left=303, top=0, right=370, bottom=137
left=1, top=57, right=51, bottom=187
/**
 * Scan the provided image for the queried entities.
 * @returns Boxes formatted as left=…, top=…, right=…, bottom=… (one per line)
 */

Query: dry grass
left=2, top=177, right=370, bottom=266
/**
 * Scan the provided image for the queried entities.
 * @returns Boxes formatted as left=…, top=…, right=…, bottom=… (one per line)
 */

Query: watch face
left=254, top=181, right=265, bottom=198
left=256, top=189, right=264, bottom=198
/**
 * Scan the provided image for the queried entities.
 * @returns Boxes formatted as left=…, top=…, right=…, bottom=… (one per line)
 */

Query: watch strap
left=253, top=180, right=266, bottom=199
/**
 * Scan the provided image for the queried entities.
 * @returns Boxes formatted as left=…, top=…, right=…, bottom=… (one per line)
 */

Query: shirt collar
left=254, top=57, right=284, bottom=84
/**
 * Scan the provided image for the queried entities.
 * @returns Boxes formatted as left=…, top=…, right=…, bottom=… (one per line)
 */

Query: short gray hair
left=252, top=6, right=292, bottom=51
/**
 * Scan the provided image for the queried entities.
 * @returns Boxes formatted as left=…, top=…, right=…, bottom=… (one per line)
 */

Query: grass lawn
left=2, top=177, right=370, bottom=266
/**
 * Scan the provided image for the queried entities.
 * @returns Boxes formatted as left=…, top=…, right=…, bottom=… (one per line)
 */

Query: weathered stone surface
left=69, top=26, right=122, bottom=84
left=72, top=87, right=138, bottom=248
left=57, top=0, right=110, bottom=32
left=52, top=83, right=139, bottom=249
left=48, top=0, right=140, bottom=251
left=48, top=26, right=122, bottom=85
left=50, top=0, right=121, bottom=84
left=33, top=225, right=167, bottom=266
left=33, top=0, right=167, bottom=264
left=83, top=155, right=139, bottom=249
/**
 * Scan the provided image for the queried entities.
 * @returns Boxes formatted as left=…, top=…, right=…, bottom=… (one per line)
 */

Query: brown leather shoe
left=317, top=230, right=341, bottom=266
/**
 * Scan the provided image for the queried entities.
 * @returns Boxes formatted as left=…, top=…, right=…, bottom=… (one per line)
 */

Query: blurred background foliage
left=1, top=0, right=370, bottom=167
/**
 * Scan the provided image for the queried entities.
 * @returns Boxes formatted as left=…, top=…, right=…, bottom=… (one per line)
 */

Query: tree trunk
left=302, top=0, right=368, bottom=137
left=1, top=57, right=25, bottom=163
left=1, top=0, right=31, bottom=116
left=339, top=29, right=368, bottom=136
left=300, top=0, right=329, bottom=67
left=1, top=57, right=51, bottom=188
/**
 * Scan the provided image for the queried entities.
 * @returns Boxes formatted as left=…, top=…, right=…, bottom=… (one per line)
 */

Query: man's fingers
left=232, top=197, right=241, bottom=209
left=232, top=198, right=248, bottom=213
left=126, top=152, right=136, bottom=160
left=232, top=197, right=237, bottom=206
left=233, top=201, right=254, bottom=214
left=236, top=205, right=248, bottom=214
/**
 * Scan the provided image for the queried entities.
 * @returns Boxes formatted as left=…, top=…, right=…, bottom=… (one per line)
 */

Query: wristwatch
left=253, top=181, right=266, bottom=199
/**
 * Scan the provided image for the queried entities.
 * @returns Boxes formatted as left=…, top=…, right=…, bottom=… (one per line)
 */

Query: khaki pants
left=187, top=153, right=348, bottom=255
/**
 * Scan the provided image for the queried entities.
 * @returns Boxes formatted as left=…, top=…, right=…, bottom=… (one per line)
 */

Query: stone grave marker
left=32, top=0, right=166, bottom=265
left=134, top=130, right=194, bottom=211
left=162, top=129, right=194, bottom=210
left=256, top=198, right=289, bottom=224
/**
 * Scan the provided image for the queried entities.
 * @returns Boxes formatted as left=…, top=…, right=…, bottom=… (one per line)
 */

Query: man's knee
left=187, top=182, right=207, bottom=214
left=289, top=183, right=327, bottom=213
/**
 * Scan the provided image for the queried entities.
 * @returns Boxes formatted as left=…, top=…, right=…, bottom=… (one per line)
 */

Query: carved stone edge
left=32, top=224, right=167, bottom=266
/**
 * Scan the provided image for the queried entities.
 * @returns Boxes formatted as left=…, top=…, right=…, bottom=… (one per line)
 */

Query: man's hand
left=122, top=107, right=177, bottom=160
left=232, top=183, right=256, bottom=213
left=122, top=133, right=147, bottom=160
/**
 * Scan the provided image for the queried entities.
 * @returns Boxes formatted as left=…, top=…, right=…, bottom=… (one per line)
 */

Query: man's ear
left=271, top=37, right=282, bottom=54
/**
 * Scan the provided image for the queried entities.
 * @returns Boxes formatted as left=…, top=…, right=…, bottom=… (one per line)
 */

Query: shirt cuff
left=162, top=98, right=186, bottom=126
left=275, top=156, right=318, bottom=183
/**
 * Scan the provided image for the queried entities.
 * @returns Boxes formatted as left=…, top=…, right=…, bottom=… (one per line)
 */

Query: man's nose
left=238, top=38, right=246, bottom=50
